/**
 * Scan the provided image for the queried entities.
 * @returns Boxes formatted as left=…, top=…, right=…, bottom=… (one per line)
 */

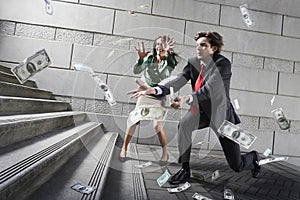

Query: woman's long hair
left=152, top=35, right=180, bottom=65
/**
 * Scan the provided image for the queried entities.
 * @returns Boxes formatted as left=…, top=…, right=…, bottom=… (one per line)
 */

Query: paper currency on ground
left=11, top=49, right=51, bottom=84
left=224, top=187, right=235, bottom=200
left=157, top=169, right=171, bottom=187
left=239, top=4, right=255, bottom=28
left=127, top=105, right=167, bottom=127
left=135, top=161, right=152, bottom=169
left=263, top=148, right=272, bottom=157
left=218, top=120, right=257, bottom=149
left=211, top=170, right=220, bottom=181
left=192, top=192, right=212, bottom=200
left=71, top=183, right=95, bottom=194
left=191, top=171, right=205, bottom=181
left=73, top=64, right=116, bottom=106
left=271, top=108, right=290, bottom=130
left=167, top=182, right=191, bottom=193
left=258, top=156, right=288, bottom=166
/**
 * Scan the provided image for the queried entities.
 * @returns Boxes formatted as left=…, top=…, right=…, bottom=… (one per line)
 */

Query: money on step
left=71, top=183, right=95, bottom=195
left=167, top=182, right=191, bottom=193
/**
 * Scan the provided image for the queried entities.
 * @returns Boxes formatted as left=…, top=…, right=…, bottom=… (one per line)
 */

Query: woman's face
left=155, top=38, right=164, bottom=55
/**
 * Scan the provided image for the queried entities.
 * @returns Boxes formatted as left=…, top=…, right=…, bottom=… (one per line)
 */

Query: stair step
left=0, top=96, right=71, bottom=116
left=27, top=132, right=118, bottom=200
left=0, top=64, right=13, bottom=75
left=0, top=71, right=37, bottom=88
left=0, top=111, right=87, bottom=148
left=0, top=81, right=53, bottom=99
left=0, top=122, right=103, bottom=200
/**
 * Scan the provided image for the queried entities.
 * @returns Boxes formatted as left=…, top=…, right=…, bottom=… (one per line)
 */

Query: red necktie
left=191, top=64, right=204, bottom=115
left=194, top=64, right=204, bottom=91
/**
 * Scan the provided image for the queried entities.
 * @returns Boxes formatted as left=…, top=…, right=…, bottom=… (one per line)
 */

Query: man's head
left=194, top=32, right=223, bottom=61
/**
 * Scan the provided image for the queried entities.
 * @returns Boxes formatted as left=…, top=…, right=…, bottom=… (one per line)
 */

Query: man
left=129, top=31, right=261, bottom=185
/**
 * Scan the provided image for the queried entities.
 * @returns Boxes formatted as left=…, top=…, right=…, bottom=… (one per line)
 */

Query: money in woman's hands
left=127, top=105, right=167, bottom=127
left=218, top=120, right=256, bottom=149
left=11, top=49, right=51, bottom=84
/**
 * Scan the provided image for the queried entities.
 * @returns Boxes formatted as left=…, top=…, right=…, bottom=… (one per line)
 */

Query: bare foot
left=119, top=148, right=126, bottom=162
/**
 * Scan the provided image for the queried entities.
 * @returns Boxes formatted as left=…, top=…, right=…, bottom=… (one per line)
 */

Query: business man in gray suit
left=129, top=31, right=261, bottom=185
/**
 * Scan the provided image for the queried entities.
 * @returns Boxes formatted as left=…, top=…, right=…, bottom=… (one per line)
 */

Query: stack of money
left=157, top=169, right=171, bottom=187
left=167, top=182, right=191, bottom=193
left=127, top=105, right=167, bottom=127
left=271, top=108, right=290, bottom=130
left=11, top=49, right=51, bottom=84
left=218, top=120, right=257, bottom=149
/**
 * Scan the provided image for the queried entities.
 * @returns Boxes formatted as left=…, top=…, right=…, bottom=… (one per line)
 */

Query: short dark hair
left=194, top=32, right=224, bottom=54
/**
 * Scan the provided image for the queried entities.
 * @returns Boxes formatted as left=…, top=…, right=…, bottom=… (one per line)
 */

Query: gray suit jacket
left=158, top=53, right=240, bottom=131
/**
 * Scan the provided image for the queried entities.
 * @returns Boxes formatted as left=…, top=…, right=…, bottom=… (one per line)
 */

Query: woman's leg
left=120, top=123, right=138, bottom=158
left=153, top=120, right=168, bottom=161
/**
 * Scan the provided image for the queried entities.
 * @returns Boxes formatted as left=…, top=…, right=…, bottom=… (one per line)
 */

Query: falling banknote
left=167, top=182, right=191, bottom=193
left=271, top=108, right=290, bottom=130
left=127, top=105, right=167, bottom=127
left=239, top=4, right=255, bottom=28
left=73, top=64, right=116, bottom=106
left=11, top=49, right=51, bottom=84
left=192, top=193, right=212, bottom=200
left=258, top=156, right=288, bottom=166
left=71, top=183, right=95, bottom=195
left=218, top=120, right=257, bottom=149
left=44, top=0, right=53, bottom=15
left=157, top=169, right=171, bottom=187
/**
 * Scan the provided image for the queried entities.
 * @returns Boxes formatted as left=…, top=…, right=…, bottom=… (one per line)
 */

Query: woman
left=119, top=35, right=179, bottom=163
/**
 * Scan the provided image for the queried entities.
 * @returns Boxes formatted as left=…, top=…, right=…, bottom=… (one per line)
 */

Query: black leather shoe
left=169, top=168, right=190, bottom=185
left=251, top=151, right=261, bottom=178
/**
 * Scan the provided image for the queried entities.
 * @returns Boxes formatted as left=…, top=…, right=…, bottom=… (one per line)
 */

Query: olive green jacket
left=133, top=52, right=177, bottom=87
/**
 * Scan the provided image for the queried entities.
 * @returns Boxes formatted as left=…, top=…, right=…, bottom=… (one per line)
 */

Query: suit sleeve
left=158, top=61, right=191, bottom=96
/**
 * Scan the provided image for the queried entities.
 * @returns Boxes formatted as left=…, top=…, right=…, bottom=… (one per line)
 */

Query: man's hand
left=127, top=79, right=156, bottom=98
left=169, top=95, right=190, bottom=110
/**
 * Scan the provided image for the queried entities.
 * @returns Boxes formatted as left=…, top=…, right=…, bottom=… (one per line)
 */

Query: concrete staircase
left=0, top=64, right=119, bottom=200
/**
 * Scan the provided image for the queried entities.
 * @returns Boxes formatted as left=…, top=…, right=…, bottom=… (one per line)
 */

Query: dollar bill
left=211, top=170, right=220, bottom=182
left=170, top=87, right=176, bottom=100
left=191, top=171, right=205, bottom=181
left=192, top=192, right=212, bottom=200
left=239, top=4, right=255, bottom=28
left=270, top=95, right=275, bottom=106
left=135, top=161, right=152, bottom=169
left=73, top=64, right=117, bottom=106
left=224, top=187, right=235, bottom=200
left=157, top=169, right=171, bottom=187
left=167, top=182, right=191, bottom=193
left=271, top=108, right=290, bottom=130
left=44, top=0, right=53, bottom=15
left=258, top=156, right=288, bottom=166
left=71, top=183, right=95, bottom=194
left=233, top=99, right=240, bottom=110
left=218, top=120, right=257, bottom=149
left=11, top=49, right=51, bottom=84
left=92, top=75, right=116, bottom=106
left=127, top=105, right=168, bottom=127
left=263, top=148, right=272, bottom=157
